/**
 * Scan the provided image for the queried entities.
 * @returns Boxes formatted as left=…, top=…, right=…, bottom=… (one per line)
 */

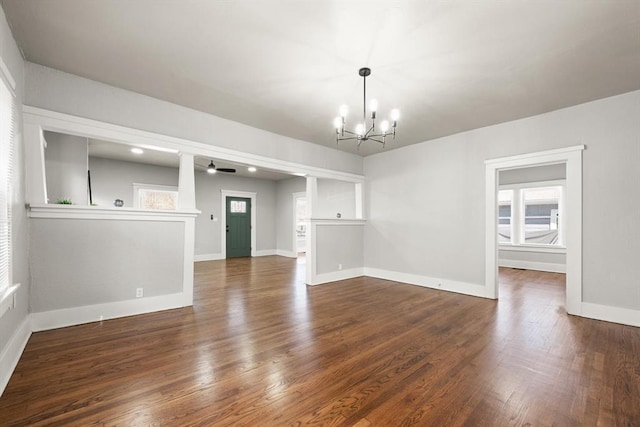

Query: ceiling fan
left=206, top=160, right=236, bottom=174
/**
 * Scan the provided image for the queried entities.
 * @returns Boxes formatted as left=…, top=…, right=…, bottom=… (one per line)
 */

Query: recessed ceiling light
left=130, top=147, right=144, bottom=154
left=248, top=166, right=257, bottom=172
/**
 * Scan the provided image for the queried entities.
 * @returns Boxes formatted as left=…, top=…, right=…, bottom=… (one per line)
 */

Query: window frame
left=498, top=179, right=566, bottom=252
left=132, top=183, right=179, bottom=211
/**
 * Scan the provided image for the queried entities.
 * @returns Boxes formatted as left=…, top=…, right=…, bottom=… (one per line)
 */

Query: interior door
left=226, top=197, right=251, bottom=258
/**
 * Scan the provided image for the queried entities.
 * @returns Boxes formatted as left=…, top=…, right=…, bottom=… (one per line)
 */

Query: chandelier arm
left=368, top=137, right=386, bottom=145
left=337, top=136, right=360, bottom=142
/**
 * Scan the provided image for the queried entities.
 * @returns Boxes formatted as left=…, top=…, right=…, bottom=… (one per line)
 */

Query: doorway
left=293, top=192, right=307, bottom=255
left=485, top=146, right=584, bottom=315
left=226, top=196, right=251, bottom=258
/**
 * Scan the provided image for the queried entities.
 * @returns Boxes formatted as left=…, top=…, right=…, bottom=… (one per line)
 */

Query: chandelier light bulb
left=390, top=108, right=400, bottom=121
left=380, top=120, right=390, bottom=133
left=339, top=104, right=349, bottom=118
left=333, top=117, right=342, bottom=130
left=369, top=99, right=378, bottom=112
left=355, top=123, right=365, bottom=136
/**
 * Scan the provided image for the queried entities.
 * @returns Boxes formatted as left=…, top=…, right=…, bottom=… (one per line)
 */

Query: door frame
left=292, top=191, right=306, bottom=256
left=484, top=145, right=584, bottom=314
left=221, top=190, right=256, bottom=259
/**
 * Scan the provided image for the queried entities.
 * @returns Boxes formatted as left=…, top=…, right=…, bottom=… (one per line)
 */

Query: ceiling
left=3, top=1, right=639, bottom=157
left=88, top=138, right=296, bottom=181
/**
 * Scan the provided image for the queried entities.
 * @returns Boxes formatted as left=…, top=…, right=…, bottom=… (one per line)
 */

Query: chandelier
left=334, top=67, right=399, bottom=148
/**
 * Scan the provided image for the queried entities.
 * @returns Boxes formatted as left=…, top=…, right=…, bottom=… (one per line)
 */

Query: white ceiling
left=3, top=1, right=639, bottom=156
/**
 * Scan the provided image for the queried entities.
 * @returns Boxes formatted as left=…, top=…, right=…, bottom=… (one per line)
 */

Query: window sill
left=499, top=244, right=566, bottom=254
left=309, top=218, right=366, bottom=225
left=28, top=204, right=200, bottom=221
left=0, top=283, right=20, bottom=320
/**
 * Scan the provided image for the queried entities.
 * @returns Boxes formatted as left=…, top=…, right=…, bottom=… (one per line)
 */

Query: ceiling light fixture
left=334, top=67, right=399, bottom=149
left=248, top=166, right=257, bottom=172
left=130, top=147, right=144, bottom=154
left=207, top=161, right=217, bottom=174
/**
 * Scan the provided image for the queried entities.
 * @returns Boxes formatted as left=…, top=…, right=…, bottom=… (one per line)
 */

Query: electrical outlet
left=136, top=288, right=143, bottom=298
left=338, top=263, right=343, bottom=270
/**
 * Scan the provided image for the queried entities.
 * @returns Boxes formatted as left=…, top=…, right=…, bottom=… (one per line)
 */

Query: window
left=0, top=69, right=16, bottom=295
left=498, top=182, right=564, bottom=247
left=230, top=200, right=247, bottom=213
left=133, top=183, right=178, bottom=210
left=498, top=190, right=512, bottom=243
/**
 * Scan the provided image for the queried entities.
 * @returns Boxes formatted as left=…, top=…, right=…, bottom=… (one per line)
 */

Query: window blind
left=0, top=75, right=15, bottom=293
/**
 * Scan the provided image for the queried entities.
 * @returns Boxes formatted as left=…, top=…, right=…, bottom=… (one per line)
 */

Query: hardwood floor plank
left=1, top=258, right=638, bottom=426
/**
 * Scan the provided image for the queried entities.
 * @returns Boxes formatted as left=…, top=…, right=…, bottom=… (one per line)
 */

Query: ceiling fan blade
left=217, top=168, right=236, bottom=173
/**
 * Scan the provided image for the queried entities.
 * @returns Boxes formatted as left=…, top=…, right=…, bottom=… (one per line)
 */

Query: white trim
left=580, top=303, right=640, bottom=328
left=364, top=268, right=489, bottom=298
left=28, top=203, right=199, bottom=220
left=0, top=315, right=31, bottom=397
left=194, top=253, right=224, bottom=262
left=498, top=259, right=566, bottom=273
left=0, top=283, right=19, bottom=320
left=499, top=179, right=566, bottom=190
left=0, top=56, right=16, bottom=96
left=310, top=268, right=364, bottom=286
left=254, top=249, right=277, bottom=257
left=276, top=249, right=297, bottom=258
left=485, top=145, right=584, bottom=314
left=499, top=244, right=566, bottom=254
left=23, top=106, right=365, bottom=190
left=30, top=292, right=190, bottom=332
left=309, top=218, right=367, bottom=225
left=220, top=190, right=256, bottom=258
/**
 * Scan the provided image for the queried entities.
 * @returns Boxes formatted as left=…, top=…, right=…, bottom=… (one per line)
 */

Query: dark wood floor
left=1, top=257, right=638, bottom=426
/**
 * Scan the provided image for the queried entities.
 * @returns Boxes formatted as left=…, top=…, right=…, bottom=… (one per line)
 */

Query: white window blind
left=0, top=75, right=16, bottom=294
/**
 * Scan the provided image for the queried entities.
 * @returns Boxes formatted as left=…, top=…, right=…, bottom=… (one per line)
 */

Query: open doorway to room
left=485, top=146, right=584, bottom=315
left=496, top=163, right=567, bottom=312
left=293, top=192, right=307, bottom=259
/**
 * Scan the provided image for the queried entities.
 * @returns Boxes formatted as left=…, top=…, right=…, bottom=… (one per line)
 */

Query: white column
left=355, top=182, right=364, bottom=219
left=24, top=122, right=48, bottom=204
left=305, top=177, right=318, bottom=285
left=178, top=153, right=196, bottom=210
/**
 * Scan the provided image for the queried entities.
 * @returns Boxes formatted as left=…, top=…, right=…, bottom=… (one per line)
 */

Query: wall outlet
left=136, top=288, right=143, bottom=298
left=338, top=263, right=343, bottom=270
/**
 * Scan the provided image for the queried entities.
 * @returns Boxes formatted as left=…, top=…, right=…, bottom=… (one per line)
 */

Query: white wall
left=365, top=90, right=640, bottom=311
left=316, top=224, right=364, bottom=275
left=29, top=218, right=184, bottom=312
left=0, top=3, right=28, bottom=396
left=44, top=131, right=88, bottom=205
left=275, top=177, right=306, bottom=256
left=88, top=157, right=179, bottom=208
left=195, top=171, right=277, bottom=258
left=24, top=62, right=364, bottom=176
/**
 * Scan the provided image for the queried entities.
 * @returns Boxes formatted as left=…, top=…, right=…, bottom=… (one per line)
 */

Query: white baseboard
left=254, top=249, right=277, bottom=257
left=580, top=302, right=640, bottom=327
left=364, top=267, right=490, bottom=299
left=31, top=292, right=191, bottom=332
left=0, top=315, right=32, bottom=397
left=276, top=249, right=297, bottom=258
left=310, top=268, right=364, bottom=286
left=194, top=253, right=224, bottom=262
left=499, top=259, right=566, bottom=273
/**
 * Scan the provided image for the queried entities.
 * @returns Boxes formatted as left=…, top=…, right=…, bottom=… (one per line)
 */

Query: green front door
left=226, top=197, right=251, bottom=258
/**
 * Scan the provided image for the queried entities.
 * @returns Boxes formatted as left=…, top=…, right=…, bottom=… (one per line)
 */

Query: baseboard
left=0, top=315, right=32, bottom=397
left=499, top=259, right=566, bottom=273
left=194, top=253, right=224, bottom=262
left=254, top=249, right=277, bottom=257
left=310, top=268, right=364, bottom=286
left=275, top=249, right=297, bottom=258
left=364, top=267, right=490, bottom=299
left=31, top=292, right=191, bottom=332
left=580, top=302, right=640, bottom=327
